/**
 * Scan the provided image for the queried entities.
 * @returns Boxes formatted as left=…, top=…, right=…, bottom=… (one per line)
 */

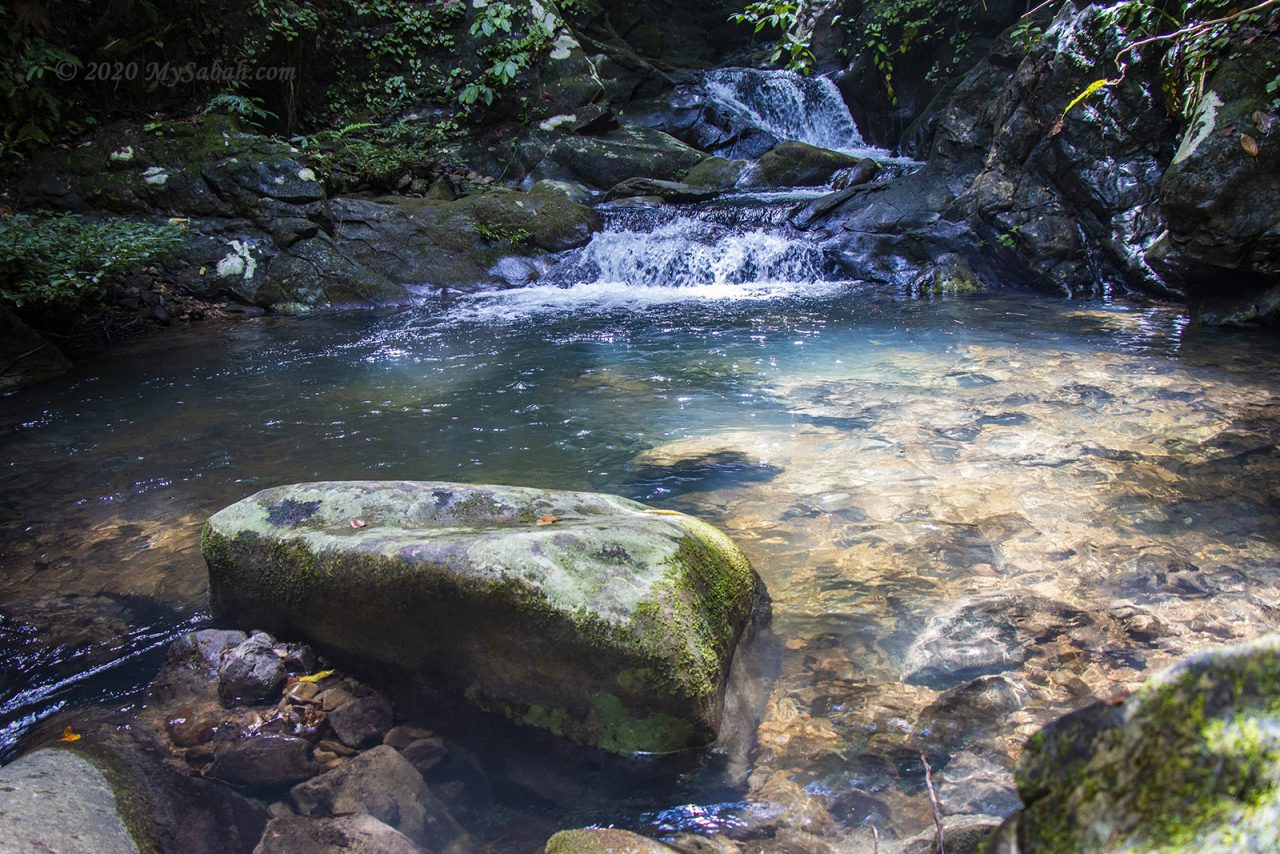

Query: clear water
left=3, top=276, right=1280, bottom=847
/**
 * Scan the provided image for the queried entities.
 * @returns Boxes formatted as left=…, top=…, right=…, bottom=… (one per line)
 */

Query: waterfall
left=569, top=217, right=828, bottom=288
left=704, top=68, right=867, bottom=154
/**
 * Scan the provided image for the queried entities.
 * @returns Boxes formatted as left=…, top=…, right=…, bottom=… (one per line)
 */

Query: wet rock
left=383, top=724, right=434, bottom=751
left=684, top=156, right=750, bottom=189
left=207, top=734, right=318, bottom=787
left=892, top=814, right=1002, bottom=854
left=278, top=642, right=316, bottom=673
left=830, top=158, right=880, bottom=190
left=166, top=706, right=222, bottom=748
left=290, top=745, right=466, bottom=849
left=204, top=481, right=763, bottom=754
left=255, top=814, right=425, bottom=854
left=327, top=693, right=393, bottom=749
left=533, top=126, right=708, bottom=190
left=545, top=828, right=675, bottom=853
left=0, top=749, right=142, bottom=853
left=745, top=142, right=861, bottom=188
left=219, top=632, right=287, bottom=705
left=400, top=737, right=448, bottom=775
left=1153, top=44, right=1280, bottom=324
left=0, top=307, right=71, bottom=391
left=902, top=594, right=1098, bottom=690
left=605, top=177, right=722, bottom=203
left=1004, top=632, right=1280, bottom=851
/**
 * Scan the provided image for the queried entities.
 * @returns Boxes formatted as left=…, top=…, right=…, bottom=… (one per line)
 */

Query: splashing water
left=704, top=67, right=876, bottom=156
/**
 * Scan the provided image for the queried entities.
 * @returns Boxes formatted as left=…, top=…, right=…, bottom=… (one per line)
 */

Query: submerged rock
left=254, top=814, right=424, bottom=854
left=202, top=481, right=764, bottom=754
left=1001, top=632, right=1280, bottom=852
left=290, top=745, right=465, bottom=849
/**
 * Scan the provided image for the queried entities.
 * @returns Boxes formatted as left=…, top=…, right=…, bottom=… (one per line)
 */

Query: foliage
left=0, top=212, right=184, bottom=308
left=292, top=119, right=459, bottom=189
left=0, top=5, right=80, bottom=158
left=729, top=1, right=816, bottom=75
left=202, top=92, right=276, bottom=127
left=834, top=0, right=981, bottom=103
left=1064, top=0, right=1280, bottom=121
left=457, top=0, right=554, bottom=108
left=472, top=218, right=530, bottom=244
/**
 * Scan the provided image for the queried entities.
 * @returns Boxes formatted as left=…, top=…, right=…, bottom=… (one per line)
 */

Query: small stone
left=315, top=687, right=355, bottom=712
left=401, top=738, right=447, bottom=775
left=327, top=694, right=393, bottom=749
left=315, top=738, right=357, bottom=757
left=278, top=643, right=317, bottom=673
left=284, top=681, right=320, bottom=704
left=383, top=725, right=433, bottom=751
left=166, top=707, right=219, bottom=748
left=219, top=633, right=288, bottom=706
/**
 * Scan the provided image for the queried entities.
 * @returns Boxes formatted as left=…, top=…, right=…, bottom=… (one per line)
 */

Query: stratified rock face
left=0, top=749, right=141, bottom=854
left=1002, top=632, right=1280, bottom=852
left=202, top=481, right=763, bottom=755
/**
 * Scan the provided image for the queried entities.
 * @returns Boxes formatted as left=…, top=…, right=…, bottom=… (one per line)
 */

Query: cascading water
left=704, top=67, right=872, bottom=156
left=458, top=198, right=847, bottom=319
left=464, top=68, right=893, bottom=316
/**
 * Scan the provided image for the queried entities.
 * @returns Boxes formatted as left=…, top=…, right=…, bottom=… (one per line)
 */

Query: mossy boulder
left=744, top=141, right=861, bottom=188
left=545, top=827, right=675, bottom=853
left=533, top=126, right=709, bottom=190
left=202, top=481, right=764, bottom=755
left=1002, top=632, right=1280, bottom=852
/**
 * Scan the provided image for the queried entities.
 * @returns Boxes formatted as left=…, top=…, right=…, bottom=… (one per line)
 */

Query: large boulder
left=1151, top=43, right=1280, bottom=324
left=997, top=632, right=1280, bottom=851
left=533, top=126, right=709, bottom=190
left=743, top=141, right=862, bottom=188
left=202, top=481, right=763, bottom=755
left=0, top=749, right=143, bottom=853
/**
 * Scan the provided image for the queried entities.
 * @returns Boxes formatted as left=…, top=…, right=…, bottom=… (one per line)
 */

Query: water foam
left=704, top=68, right=877, bottom=156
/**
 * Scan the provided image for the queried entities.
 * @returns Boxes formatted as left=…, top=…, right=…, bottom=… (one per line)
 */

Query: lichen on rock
left=202, top=481, right=765, bottom=755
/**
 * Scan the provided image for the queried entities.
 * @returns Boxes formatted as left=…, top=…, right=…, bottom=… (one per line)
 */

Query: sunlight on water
left=3, top=288, right=1280, bottom=847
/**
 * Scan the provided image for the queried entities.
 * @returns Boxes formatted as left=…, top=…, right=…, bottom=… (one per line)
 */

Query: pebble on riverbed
left=138, top=628, right=474, bottom=850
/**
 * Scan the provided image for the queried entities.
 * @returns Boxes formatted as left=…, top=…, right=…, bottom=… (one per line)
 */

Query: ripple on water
left=2, top=290, right=1280, bottom=846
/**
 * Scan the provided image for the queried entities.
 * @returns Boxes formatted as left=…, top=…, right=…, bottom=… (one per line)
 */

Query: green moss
left=589, top=692, right=696, bottom=755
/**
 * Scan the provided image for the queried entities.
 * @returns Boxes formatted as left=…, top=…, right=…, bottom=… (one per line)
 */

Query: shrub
left=0, top=212, right=185, bottom=308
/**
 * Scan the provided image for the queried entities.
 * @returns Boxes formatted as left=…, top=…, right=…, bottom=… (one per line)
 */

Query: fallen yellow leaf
left=535, top=515, right=559, bottom=526
left=1242, top=134, right=1260, bottom=157
left=299, top=669, right=335, bottom=683
left=60, top=726, right=81, bottom=743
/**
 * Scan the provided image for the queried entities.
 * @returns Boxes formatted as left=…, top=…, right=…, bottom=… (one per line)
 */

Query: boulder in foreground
left=202, top=481, right=763, bottom=755
left=998, top=632, right=1280, bottom=852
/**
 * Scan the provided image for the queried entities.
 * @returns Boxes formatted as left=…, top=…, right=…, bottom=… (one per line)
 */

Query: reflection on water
left=2, top=287, right=1280, bottom=847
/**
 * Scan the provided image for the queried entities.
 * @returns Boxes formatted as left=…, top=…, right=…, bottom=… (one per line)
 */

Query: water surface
left=3, top=283, right=1280, bottom=847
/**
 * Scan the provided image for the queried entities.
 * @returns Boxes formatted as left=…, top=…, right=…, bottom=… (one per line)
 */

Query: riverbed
left=3, top=277, right=1280, bottom=847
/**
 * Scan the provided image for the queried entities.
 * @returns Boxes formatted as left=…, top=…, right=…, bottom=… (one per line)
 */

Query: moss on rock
left=1009, top=632, right=1280, bottom=852
left=202, top=481, right=763, bottom=755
